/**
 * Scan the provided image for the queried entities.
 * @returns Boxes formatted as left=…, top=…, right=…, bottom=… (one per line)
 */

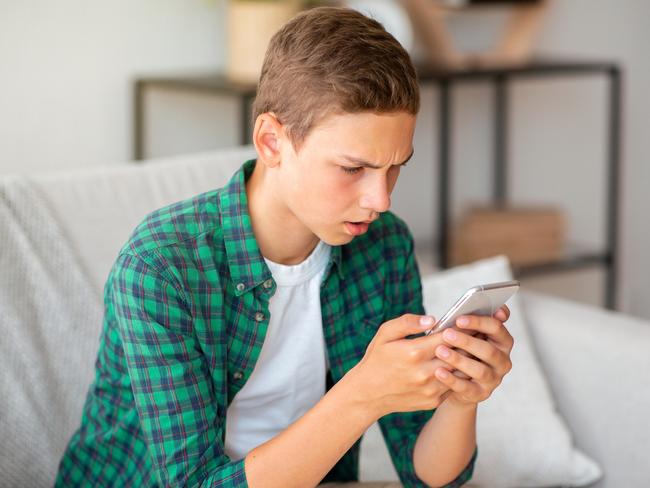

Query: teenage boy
left=57, top=7, right=513, bottom=488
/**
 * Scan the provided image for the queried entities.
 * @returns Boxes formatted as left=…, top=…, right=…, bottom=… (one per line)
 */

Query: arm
left=244, top=372, right=377, bottom=488
left=412, top=400, right=477, bottom=487
left=112, top=253, right=247, bottom=487
left=377, top=219, right=477, bottom=487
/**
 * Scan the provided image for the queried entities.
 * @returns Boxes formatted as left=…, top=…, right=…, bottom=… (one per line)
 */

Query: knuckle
left=422, top=387, right=435, bottom=398
left=504, top=359, right=513, bottom=374
left=487, top=346, right=500, bottom=362
left=476, top=365, right=490, bottom=382
left=407, top=348, right=423, bottom=362
left=404, top=313, right=419, bottom=324
left=414, top=370, right=430, bottom=385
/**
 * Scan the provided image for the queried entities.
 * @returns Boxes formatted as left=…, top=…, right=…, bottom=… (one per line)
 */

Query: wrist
left=440, top=396, right=479, bottom=412
left=336, top=365, right=386, bottom=423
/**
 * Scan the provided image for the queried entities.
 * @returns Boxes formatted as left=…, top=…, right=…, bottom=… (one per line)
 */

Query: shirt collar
left=218, top=159, right=344, bottom=296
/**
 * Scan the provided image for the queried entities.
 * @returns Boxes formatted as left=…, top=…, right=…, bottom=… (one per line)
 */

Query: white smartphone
left=424, top=280, right=520, bottom=336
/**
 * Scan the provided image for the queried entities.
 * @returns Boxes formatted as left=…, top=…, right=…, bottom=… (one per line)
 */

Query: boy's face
left=275, top=111, right=416, bottom=246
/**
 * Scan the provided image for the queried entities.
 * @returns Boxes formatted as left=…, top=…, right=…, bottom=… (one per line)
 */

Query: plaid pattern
left=56, top=159, right=476, bottom=487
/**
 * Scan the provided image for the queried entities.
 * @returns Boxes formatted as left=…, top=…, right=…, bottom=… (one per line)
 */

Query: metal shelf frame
left=416, top=59, right=622, bottom=310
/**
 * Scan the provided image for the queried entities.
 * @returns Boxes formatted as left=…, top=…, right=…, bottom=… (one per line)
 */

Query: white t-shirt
left=224, top=240, right=331, bottom=461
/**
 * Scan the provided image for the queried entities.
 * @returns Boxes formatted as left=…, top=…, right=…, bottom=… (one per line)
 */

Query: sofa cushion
left=422, top=256, right=602, bottom=487
left=523, top=290, right=650, bottom=488
left=28, top=146, right=256, bottom=296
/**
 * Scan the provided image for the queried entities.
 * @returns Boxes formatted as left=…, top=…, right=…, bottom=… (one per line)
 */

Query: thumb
left=377, top=314, right=436, bottom=343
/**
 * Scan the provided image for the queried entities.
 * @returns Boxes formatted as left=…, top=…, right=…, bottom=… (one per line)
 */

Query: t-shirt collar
left=218, top=159, right=344, bottom=296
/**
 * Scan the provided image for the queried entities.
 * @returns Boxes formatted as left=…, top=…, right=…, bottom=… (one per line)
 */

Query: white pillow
left=421, top=255, right=602, bottom=487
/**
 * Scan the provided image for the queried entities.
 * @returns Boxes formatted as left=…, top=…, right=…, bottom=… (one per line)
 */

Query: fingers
left=377, top=314, right=436, bottom=343
left=437, top=328, right=512, bottom=377
left=435, top=343, right=505, bottom=381
left=408, top=328, right=452, bottom=354
left=434, top=367, right=484, bottom=402
left=435, top=339, right=492, bottom=379
left=426, top=357, right=471, bottom=380
left=456, top=314, right=514, bottom=352
left=494, top=305, right=511, bottom=322
left=408, top=323, right=479, bottom=351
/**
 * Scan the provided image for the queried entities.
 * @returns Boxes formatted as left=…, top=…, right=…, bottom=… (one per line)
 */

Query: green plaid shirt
left=56, top=159, right=476, bottom=487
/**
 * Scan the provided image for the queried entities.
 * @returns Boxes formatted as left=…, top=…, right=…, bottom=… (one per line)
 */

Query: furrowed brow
left=339, top=149, right=415, bottom=169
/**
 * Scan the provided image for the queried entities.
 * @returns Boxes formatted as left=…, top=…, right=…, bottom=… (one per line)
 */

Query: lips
left=344, top=221, right=371, bottom=236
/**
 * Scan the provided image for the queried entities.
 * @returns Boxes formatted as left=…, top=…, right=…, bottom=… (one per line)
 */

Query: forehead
left=303, top=111, right=416, bottom=156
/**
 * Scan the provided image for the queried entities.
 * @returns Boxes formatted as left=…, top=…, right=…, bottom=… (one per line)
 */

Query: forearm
left=244, top=369, right=379, bottom=488
left=412, top=399, right=477, bottom=487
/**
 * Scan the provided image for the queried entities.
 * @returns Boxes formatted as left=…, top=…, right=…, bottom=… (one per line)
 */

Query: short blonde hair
left=252, top=6, right=420, bottom=151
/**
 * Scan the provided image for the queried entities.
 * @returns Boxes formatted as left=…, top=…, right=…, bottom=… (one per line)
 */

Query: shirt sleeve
left=111, top=252, right=248, bottom=488
left=378, top=224, right=477, bottom=487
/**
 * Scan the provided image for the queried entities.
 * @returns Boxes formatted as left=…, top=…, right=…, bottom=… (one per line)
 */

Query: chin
left=316, top=229, right=354, bottom=247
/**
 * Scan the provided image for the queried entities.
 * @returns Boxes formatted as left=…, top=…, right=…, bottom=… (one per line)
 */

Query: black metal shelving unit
left=416, top=58, right=623, bottom=310
left=132, top=58, right=623, bottom=310
left=133, top=74, right=256, bottom=161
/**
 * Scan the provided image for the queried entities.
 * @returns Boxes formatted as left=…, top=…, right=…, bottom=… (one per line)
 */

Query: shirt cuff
left=205, top=457, right=249, bottom=488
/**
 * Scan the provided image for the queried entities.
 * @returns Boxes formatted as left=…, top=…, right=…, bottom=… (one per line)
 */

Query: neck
left=245, top=161, right=320, bottom=265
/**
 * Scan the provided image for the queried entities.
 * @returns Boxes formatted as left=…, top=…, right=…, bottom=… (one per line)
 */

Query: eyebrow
left=339, top=149, right=415, bottom=169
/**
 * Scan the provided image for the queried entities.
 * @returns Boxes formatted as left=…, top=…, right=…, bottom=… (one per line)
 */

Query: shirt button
left=236, top=283, right=245, bottom=292
left=254, top=312, right=265, bottom=322
left=233, top=371, right=244, bottom=380
left=263, top=279, right=273, bottom=289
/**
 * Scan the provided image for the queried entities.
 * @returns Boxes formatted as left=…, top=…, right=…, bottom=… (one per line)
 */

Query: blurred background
left=1, top=0, right=648, bottom=319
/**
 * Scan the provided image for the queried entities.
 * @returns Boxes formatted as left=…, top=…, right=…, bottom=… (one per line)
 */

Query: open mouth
left=344, top=221, right=371, bottom=236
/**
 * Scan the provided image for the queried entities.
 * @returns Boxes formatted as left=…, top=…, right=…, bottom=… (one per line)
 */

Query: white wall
left=0, top=0, right=227, bottom=173
left=1, top=1, right=648, bottom=319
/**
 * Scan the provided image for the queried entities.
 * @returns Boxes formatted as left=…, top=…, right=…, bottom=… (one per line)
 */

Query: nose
left=359, top=175, right=391, bottom=214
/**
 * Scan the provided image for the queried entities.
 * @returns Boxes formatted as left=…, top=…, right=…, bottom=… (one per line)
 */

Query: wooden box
left=227, top=1, right=301, bottom=83
left=449, top=206, right=566, bottom=267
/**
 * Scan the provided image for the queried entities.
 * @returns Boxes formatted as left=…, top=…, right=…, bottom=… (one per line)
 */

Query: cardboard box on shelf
left=450, top=206, right=566, bottom=267
left=227, top=1, right=302, bottom=83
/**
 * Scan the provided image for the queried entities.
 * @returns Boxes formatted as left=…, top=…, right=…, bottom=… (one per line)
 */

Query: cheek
left=309, top=172, right=360, bottom=219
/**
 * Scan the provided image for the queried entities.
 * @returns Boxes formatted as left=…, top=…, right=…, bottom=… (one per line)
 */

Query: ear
left=253, top=112, right=285, bottom=169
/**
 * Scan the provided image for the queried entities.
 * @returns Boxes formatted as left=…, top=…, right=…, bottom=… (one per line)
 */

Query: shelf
left=416, top=57, right=620, bottom=82
left=415, top=240, right=611, bottom=279
left=511, top=243, right=612, bottom=278
left=134, top=73, right=256, bottom=96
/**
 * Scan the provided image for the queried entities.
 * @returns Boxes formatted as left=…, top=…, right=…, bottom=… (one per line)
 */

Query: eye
left=341, top=166, right=362, bottom=175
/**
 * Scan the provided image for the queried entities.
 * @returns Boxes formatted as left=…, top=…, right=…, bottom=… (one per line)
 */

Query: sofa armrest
left=520, top=290, right=650, bottom=488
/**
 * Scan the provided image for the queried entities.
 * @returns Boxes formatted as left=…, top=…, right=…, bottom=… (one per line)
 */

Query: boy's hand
left=432, top=306, right=514, bottom=407
left=348, top=314, right=457, bottom=417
